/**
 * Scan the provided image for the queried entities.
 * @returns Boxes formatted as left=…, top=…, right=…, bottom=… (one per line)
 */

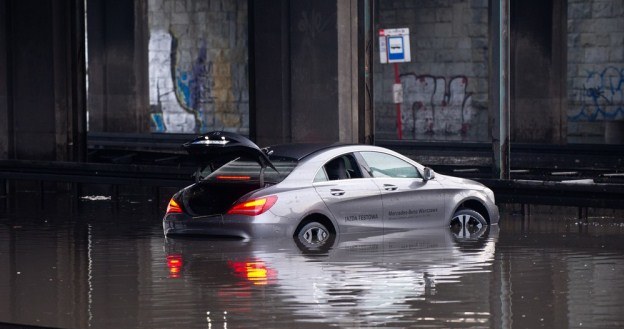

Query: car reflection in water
left=165, top=222, right=498, bottom=327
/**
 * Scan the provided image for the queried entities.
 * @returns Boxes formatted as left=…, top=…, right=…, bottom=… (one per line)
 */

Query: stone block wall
left=374, top=0, right=490, bottom=141
left=567, top=0, right=624, bottom=142
left=148, top=0, right=249, bottom=134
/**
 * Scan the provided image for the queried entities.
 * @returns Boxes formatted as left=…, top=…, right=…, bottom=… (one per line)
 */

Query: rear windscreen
left=205, top=157, right=298, bottom=184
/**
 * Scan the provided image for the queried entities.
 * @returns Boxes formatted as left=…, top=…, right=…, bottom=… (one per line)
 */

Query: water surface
left=1, top=199, right=623, bottom=328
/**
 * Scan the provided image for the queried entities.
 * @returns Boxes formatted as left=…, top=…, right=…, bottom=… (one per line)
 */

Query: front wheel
left=450, top=209, right=487, bottom=239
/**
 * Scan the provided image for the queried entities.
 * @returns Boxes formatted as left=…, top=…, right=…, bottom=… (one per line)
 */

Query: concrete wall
left=510, top=0, right=567, bottom=144
left=4, top=0, right=620, bottom=152
left=374, top=0, right=490, bottom=141
left=567, top=0, right=624, bottom=143
left=147, top=0, right=249, bottom=134
left=289, top=0, right=339, bottom=143
left=253, top=0, right=356, bottom=145
left=252, top=0, right=291, bottom=145
left=84, top=0, right=356, bottom=144
left=375, top=0, right=623, bottom=145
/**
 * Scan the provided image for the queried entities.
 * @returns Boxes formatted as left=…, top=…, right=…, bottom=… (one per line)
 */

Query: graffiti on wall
left=400, top=74, right=475, bottom=138
left=569, top=67, right=624, bottom=122
left=148, top=29, right=244, bottom=133
left=149, top=30, right=198, bottom=133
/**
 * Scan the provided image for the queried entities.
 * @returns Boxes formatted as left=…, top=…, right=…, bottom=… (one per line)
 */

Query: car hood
left=435, top=173, right=486, bottom=190
left=184, top=131, right=276, bottom=171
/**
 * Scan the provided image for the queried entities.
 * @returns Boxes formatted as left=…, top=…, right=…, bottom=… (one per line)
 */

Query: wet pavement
left=1, top=193, right=624, bottom=328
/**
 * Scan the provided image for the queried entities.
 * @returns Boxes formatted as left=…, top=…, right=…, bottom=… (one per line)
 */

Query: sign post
left=379, top=28, right=411, bottom=140
left=379, top=28, right=411, bottom=64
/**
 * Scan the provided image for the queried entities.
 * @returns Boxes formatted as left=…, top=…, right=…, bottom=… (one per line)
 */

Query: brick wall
left=374, top=0, right=490, bottom=141
left=148, top=0, right=249, bottom=134
left=567, top=0, right=624, bottom=142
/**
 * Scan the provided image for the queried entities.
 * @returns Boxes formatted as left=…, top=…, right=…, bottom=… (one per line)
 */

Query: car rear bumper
left=163, top=212, right=293, bottom=239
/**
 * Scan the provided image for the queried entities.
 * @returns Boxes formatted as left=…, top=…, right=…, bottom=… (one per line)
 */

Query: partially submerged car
left=163, top=131, right=499, bottom=245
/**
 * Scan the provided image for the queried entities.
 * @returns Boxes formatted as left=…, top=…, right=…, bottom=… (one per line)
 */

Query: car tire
left=295, top=221, right=334, bottom=253
left=450, top=209, right=488, bottom=239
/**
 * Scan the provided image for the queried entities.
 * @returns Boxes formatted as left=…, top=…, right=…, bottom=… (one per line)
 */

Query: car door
left=357, top=151, right=446, bottom=229
left=313, top=154, right=384, bottom=234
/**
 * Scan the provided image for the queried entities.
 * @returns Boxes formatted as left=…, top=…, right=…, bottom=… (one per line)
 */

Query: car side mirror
left=423, top=167, right=435, bottom=181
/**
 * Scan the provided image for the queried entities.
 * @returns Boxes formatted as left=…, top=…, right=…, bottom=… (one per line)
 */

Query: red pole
left=394, top=63, right=402, bottom=140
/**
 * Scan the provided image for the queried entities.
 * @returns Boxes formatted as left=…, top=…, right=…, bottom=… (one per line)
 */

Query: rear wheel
left=294, top=221, right=337, bottom=255
left=450, top=209, right=487, bottom=239
left=297, top=222, right=330, bottom=245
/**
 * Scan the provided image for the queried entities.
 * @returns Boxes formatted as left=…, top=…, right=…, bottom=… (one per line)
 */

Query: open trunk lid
left=184, top=131, right=276, bottom=173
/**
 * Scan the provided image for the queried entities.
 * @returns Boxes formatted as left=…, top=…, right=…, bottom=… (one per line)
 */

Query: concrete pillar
left=0, top=1, right=9, bottom=159
left=253, top=0, right=368, bottom=145
left=491, top=0, right=511, bottom=179
left=337, top=0, right=370, bottom=144
left=53, top=0, right=88, bottom=162
left=0, top=0, right=86, bottom=162
left=338, top=0, right=360, bottom=143
left=289, top=0, right=339, bottom=143
left=87, top=0, right=149, bottom=133
left=251, top=0, right=292, bottom=146
left=510, top=0, right=567, bottom=144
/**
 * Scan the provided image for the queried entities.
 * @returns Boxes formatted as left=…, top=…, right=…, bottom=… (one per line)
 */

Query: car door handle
left=330, top=189, right=345, bottom=196
left=383, top=184, right=398, bottom=191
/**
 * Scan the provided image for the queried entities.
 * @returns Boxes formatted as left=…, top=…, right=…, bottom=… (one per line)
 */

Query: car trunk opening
left=182, top=157, right=298, bottom=217
left=183, top=181, right=263, bottom=216
left=180, top=132, right=298, bottom=217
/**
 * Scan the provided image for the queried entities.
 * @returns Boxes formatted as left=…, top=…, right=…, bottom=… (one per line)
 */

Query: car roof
left=264, top=143, right=347, bottom=161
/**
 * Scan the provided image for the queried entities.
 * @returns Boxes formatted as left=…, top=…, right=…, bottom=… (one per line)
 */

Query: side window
left=359, top=152, right=421, bottom=179
left=314, top=168, right=328, bottom=182
left=323, top=154, right=363, bottom=181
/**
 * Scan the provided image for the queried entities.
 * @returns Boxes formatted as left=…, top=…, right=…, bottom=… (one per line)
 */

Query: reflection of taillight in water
left=167, top=254, right=183, bottom=278
left=166, top=198, right=182, bottom=214
left=228, top=260, right=277, bottom=285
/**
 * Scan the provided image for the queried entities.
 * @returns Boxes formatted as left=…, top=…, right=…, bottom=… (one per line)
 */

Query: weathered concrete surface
left=0, top=0, right=86, bottom=162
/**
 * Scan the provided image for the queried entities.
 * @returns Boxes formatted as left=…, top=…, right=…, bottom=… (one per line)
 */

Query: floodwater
left=1, top=193, right=624, bottom=329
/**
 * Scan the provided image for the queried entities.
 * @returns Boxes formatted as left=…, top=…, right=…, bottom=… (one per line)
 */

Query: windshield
left=200, top=156, right=298, bottom=184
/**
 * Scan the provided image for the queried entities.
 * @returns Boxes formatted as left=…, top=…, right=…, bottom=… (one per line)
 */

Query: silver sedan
left=163, top=131, right=499, bottom=246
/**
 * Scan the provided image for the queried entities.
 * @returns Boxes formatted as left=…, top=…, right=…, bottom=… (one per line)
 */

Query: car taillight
left=166, top=198, right=183, bottom=214
left=226, top=196, right=278, bottom=216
